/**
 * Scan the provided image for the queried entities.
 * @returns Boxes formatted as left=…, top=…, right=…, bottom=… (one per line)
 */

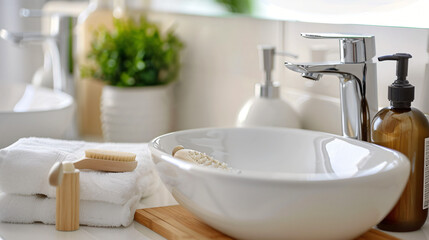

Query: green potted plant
left=81, top=16, right=184, bottom=142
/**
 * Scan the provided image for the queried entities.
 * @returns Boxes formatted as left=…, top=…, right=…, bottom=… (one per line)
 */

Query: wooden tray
left=134, top=205, right=400, bottom=240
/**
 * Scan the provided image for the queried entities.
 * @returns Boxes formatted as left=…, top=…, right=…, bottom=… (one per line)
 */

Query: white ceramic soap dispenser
left=236, top=45, right=301, bottom=128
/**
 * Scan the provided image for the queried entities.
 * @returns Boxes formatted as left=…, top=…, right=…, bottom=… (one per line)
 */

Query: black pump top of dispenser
left=378, top=53, right=414, bottom=108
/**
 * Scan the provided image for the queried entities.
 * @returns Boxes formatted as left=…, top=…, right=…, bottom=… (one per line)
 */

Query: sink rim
left=0, top=83, right=74, bottom=114
left=149, top=127, right=410, bottom=183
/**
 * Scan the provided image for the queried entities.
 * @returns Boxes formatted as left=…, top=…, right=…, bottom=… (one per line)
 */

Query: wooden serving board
left=134, top=205, right=400, bottom=240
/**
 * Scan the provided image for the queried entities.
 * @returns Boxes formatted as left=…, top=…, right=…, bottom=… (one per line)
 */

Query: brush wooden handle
left=56, top=171, right=79, bottom=231
left=73, top=158, right=137, bottom=172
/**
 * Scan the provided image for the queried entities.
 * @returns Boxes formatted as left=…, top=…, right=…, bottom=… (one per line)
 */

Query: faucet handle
left=301, top=33, right=375, bottom=63
left=20, top=8, right=76, bottom=38
left=19, top=8, right=74, bottom=18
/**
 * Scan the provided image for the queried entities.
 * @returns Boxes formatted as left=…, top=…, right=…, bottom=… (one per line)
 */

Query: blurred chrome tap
left=285, top=33, right=378, bottom=141
left=0, top=9, right=76, bottom=96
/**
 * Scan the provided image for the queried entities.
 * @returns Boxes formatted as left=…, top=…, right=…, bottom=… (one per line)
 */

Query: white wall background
left=0, top=1, right=428, bottom=135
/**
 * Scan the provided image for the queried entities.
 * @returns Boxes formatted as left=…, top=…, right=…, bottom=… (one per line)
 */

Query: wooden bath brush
left=73, top=149, right=137, bottom=172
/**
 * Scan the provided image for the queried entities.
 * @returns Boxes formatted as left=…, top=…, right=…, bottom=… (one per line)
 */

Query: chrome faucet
left=0, top=9, right=75, bottom=96
left=285, top=33, right=378, bottom=141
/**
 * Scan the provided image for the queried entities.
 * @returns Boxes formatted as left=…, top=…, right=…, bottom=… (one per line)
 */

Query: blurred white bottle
left=236, top=45, right=301, bottom=128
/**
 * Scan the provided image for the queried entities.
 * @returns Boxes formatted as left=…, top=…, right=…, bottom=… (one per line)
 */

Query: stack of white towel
left=0, top=137, right=159, bottom=227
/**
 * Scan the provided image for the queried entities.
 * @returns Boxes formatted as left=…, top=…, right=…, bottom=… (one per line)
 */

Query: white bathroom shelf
left=150, top=0, right=429, bottom=29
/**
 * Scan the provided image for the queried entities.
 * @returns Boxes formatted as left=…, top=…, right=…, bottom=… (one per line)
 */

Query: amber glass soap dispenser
left=371, top=53, right=429, bottom=232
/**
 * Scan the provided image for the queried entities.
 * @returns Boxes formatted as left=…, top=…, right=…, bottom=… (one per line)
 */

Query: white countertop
left=1, top=183, right=429, bottom=240
left=0, top=184, right=176, bottom=240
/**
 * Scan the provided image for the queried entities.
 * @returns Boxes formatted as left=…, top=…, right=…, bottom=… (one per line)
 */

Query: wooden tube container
left=56, top=168, right=80, bottom=231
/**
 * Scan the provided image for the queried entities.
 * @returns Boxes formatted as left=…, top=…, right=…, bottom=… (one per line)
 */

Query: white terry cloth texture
left=0, top=137, right=159, bottom=205
left=0, top=193, right=141, bottom=227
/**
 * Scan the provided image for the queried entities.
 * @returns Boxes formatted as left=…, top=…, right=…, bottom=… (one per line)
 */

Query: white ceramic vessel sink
left=149, top=127, right=410, bottom=240
left=0, top=83, right=74, bottom=148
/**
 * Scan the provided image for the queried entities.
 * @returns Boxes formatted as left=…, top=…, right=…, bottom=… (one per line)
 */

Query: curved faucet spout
left=284, top=60, right=377, bottom=141
left=284, top=33, right=377, bottom=141
left=285, top=62, right=366, bottom=83
left=0, top=29, right=51, bottom=45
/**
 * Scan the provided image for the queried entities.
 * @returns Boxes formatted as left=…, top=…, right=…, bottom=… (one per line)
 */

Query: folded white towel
left=0, top=193, right=140, bottom=227
left=0, top=137, right=159, bottom=205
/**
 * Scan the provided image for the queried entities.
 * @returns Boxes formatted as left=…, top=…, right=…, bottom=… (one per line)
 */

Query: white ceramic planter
left=100, top=84, right=173, bottom=142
